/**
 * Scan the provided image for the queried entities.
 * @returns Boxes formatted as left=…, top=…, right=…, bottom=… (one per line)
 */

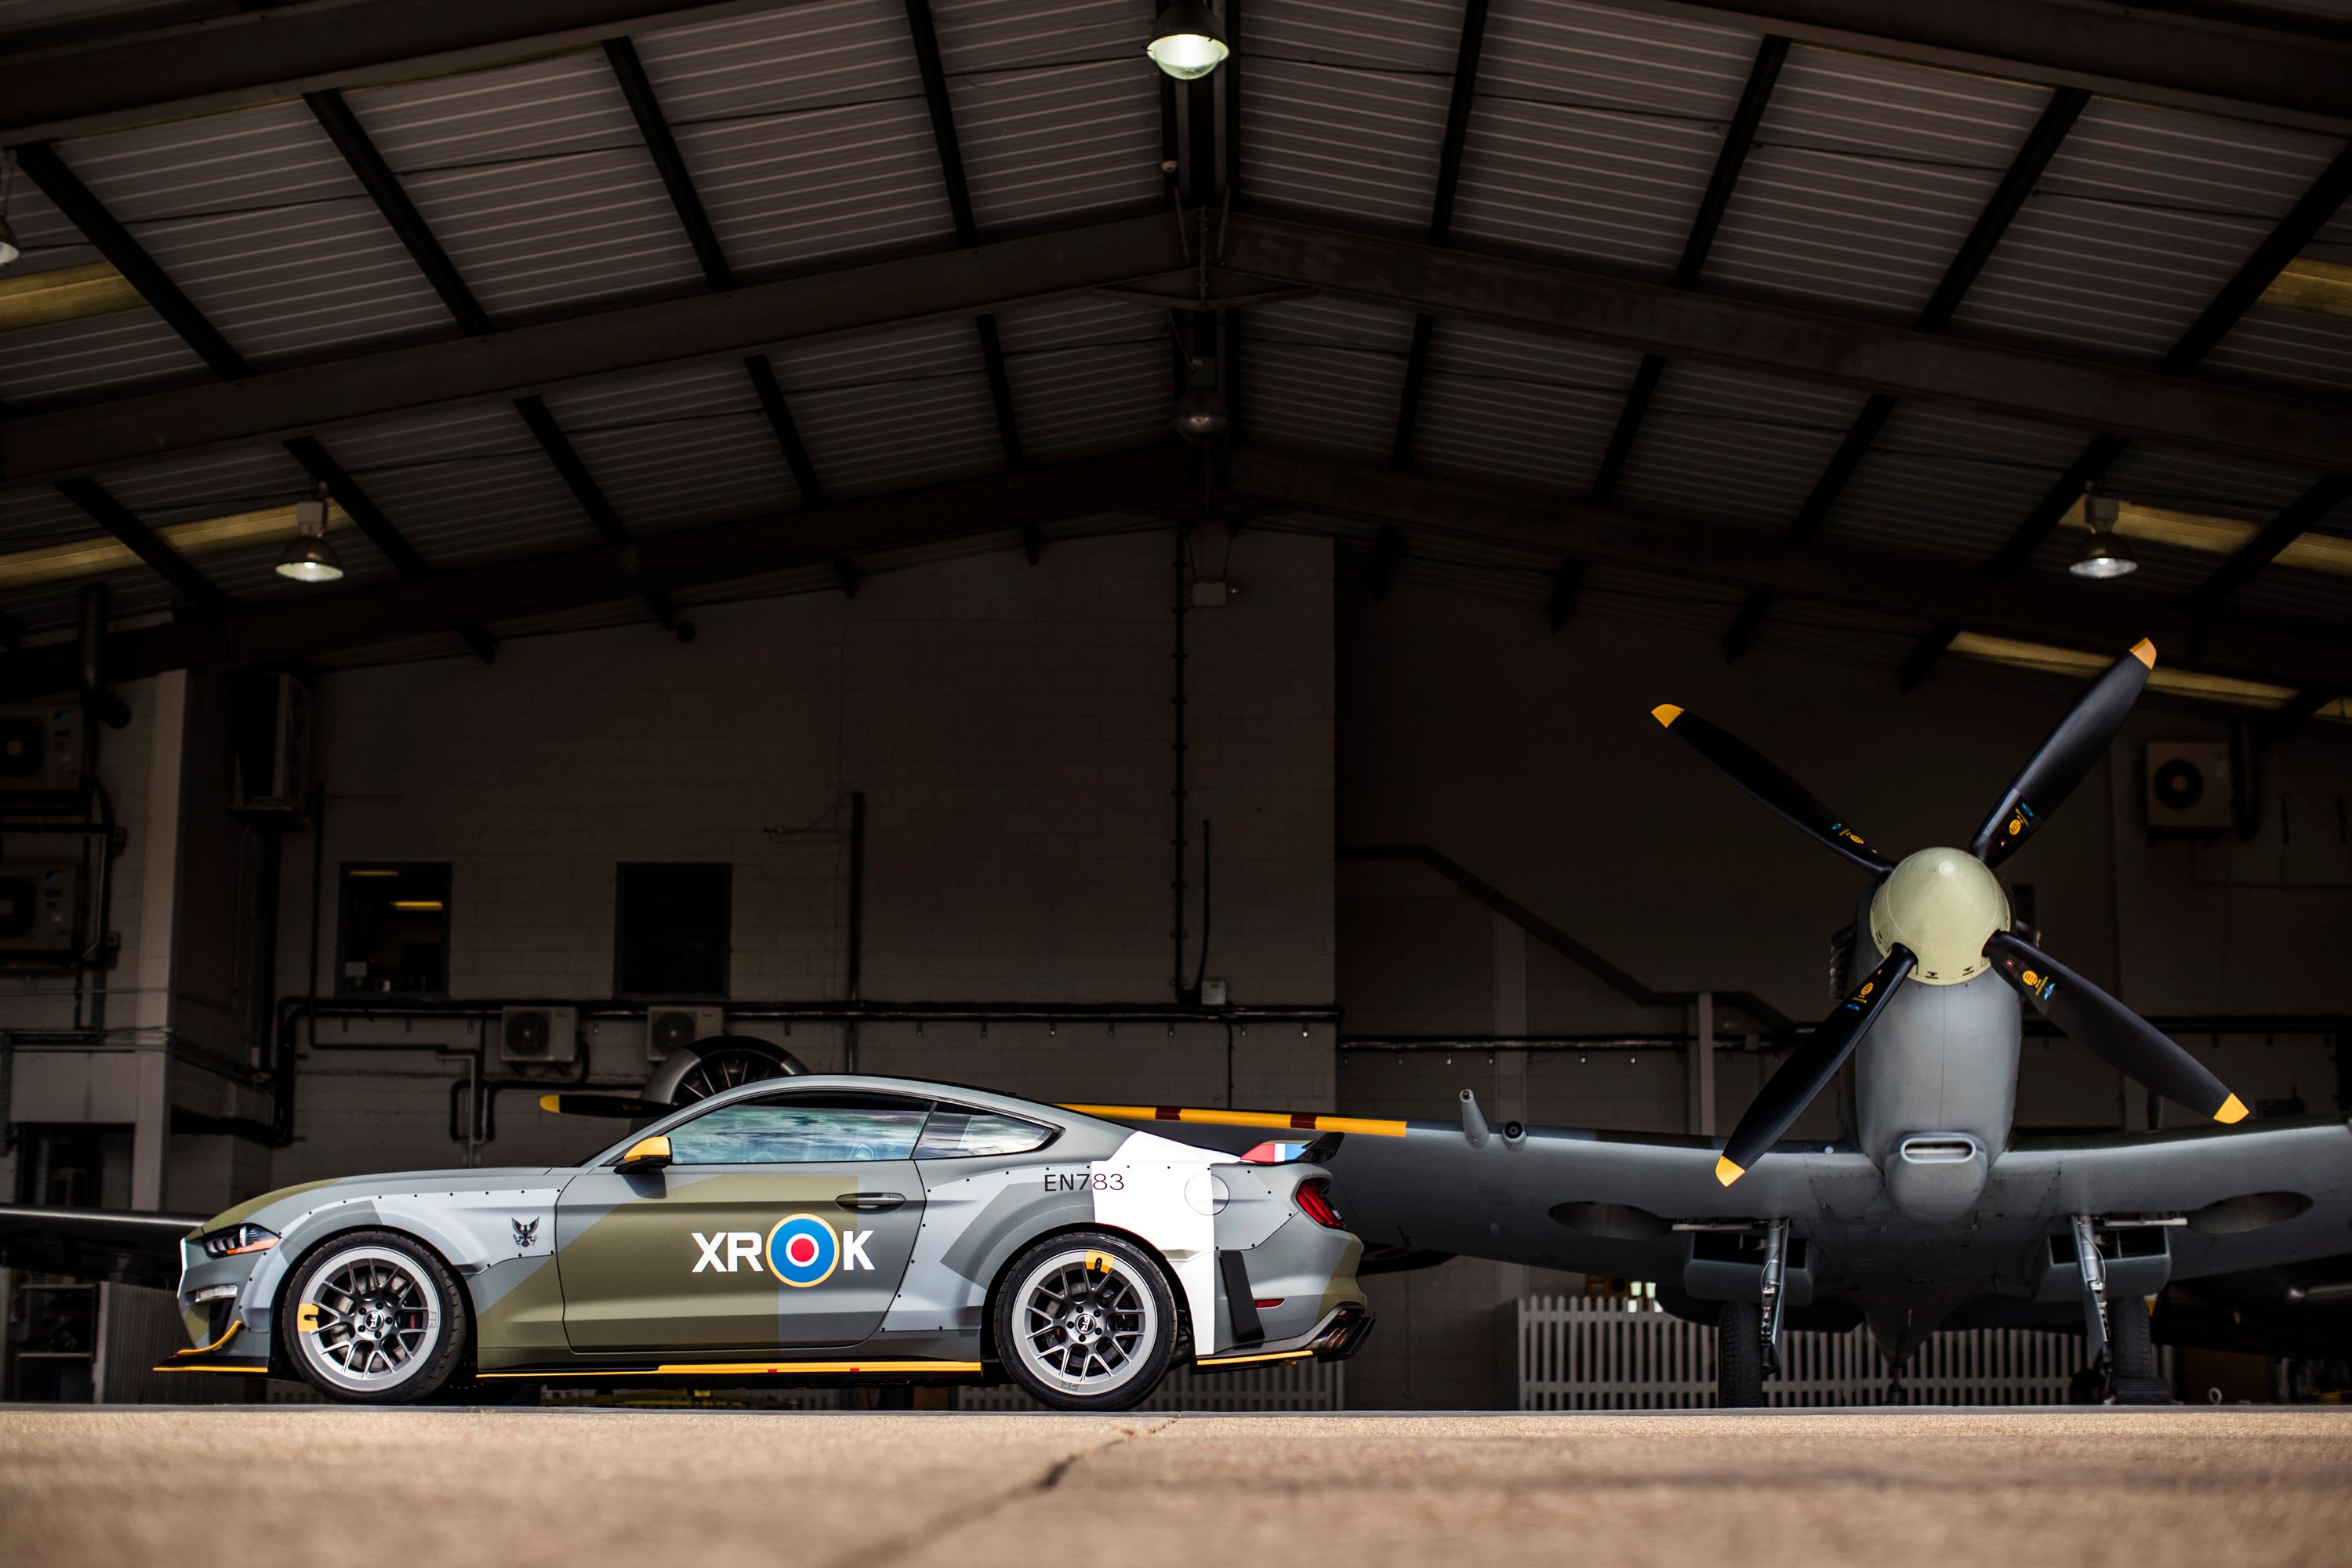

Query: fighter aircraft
left=1081, top=639, right=2352, bottom=1405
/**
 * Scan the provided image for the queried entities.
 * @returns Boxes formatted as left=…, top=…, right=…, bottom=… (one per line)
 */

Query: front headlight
left=201, top=1222, right=279, bottom=1258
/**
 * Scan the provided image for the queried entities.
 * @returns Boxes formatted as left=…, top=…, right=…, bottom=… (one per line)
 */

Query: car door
left=555, top=1091, right=930, bottom=1353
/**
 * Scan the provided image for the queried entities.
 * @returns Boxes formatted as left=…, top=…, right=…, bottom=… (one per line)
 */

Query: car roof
left=587, top=1073, right=1114, bottom=1163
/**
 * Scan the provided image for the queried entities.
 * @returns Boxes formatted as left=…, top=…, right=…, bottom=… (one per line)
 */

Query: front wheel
left=993, top=1232, right=1177, bottom=1411
left=281, top=1229, right=469, bottom=1404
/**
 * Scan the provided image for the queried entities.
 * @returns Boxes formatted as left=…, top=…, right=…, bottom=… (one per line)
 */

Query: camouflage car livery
left=162, top=1075, right=1370, bottom=1394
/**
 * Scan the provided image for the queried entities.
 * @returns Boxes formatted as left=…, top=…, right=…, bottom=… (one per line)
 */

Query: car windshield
left=664, top=1096, right=931, bottom=1164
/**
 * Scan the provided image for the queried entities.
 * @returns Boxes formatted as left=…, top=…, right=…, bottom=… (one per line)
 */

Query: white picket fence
left=1518, top=1296, right=2169, bottom=1409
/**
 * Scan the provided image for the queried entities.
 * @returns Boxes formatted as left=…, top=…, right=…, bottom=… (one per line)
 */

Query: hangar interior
left=0, top=0, right=2348, bottom=1413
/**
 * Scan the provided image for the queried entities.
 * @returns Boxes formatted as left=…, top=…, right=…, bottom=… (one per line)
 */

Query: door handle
left=838, top=1192, right=906, bottom=1213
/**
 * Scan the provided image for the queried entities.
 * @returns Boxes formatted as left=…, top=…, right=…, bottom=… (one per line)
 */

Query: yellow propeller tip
left=538, top=1094, right=561, bottom=1112
left=1652, top=703, right=1684, bottom=728
left=2214, top=1093, right=2249, bottom=1124
left=1714, top=1155, right=1744, bottom=1187
left=2129, top=637, right=2157, bottom=669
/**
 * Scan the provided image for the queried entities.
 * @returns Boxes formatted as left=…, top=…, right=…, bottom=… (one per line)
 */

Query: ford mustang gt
left=156, top=1075, right=1372, bottom=1409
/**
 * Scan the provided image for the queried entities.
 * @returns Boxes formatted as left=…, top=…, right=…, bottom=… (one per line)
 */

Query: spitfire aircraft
left=1093, top=640, right=2352, bottom=1404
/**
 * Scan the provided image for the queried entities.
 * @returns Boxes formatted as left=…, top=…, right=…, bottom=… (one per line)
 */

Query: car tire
left=994, top=1231, right=1178, bottom=1412
left=281, top=1229, right=470, bottom=1405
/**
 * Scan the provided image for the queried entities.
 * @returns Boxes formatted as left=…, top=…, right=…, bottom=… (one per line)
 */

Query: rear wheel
left=994, top=1232, right=1176, bottom=1412
left=1717, top=1299, right=1765, bottom=1408
left=281, top=1230, right=468, bottom=1404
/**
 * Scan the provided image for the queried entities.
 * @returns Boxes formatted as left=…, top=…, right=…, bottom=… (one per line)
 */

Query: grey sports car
left=156, top=1075, right=1371, bottom=1409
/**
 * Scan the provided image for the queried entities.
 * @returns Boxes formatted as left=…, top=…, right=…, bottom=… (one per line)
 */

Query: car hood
left=200, top=1168, right=562, bottom=1236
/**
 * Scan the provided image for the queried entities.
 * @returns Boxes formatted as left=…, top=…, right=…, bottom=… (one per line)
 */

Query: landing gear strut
left=2069, top=1212, right=2173, bottom=1405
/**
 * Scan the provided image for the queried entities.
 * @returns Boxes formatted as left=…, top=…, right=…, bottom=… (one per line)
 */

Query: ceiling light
left=274, top=490, right=345, bottom=583
left=2056, top=495, right=2352, bottom=579
left=1171, top=355, right=1229, bottom=439
left=1949, top=632, right=2300, bottom=712
left=1148, top=2, right=1229, bottom=79
left=2067, top=489, right=2136, bottom=579
left=0, top=214, right=18, bottom=269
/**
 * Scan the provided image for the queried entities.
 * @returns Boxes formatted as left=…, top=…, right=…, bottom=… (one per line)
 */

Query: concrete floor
left=3, top=1407, right=2348, bottom=1567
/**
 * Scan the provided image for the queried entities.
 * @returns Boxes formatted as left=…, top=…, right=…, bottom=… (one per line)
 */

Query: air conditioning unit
left=0, top=705, right=85, bottom=794
left=230, top=672, right=313, bottom=814
left=499, top=1006, right=579, bottom=1065
left=646, top=1005, right=725, bottom=1062
left=0, top=864, right=81, bottom=956
left=2146, top=742, right=2232, bottom=829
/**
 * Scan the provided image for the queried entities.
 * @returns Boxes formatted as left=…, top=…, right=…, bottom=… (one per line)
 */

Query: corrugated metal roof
left=1817, top=401, right=2085, bottom=564
left=933, top=0, right=1163, bottom=233
left=1448, top=0, right=1756, bottom=274
left=54, top=97, right=452, bottom=363
left=1242, top=0, right=1468, bottom=233
left=2203, top=207, right=2352, bottom=395
left=0, top=177, right=207, bottom=401
left=1243, top=295, right=1416, bottom=459
left=635, top=0, right=956, bottom=274
left=1704, top=47, right=2053, bottom=319
left=2100, top=442, right=2352, bottom=626
left=1951, top=96, right=2348, bottom=363
left=539, top=359, right=802, bottom=532
left=991, top=294, right=1168, bottom=460
left=763, top=316, right=1007, bottom=495
left=345, top=50, right=706, bottom=321
left=314, top=401, right=602, bottom=570
left=1613, top=361, right=1867, bottom=527
left=1412, top=318, right=1644, bottom=490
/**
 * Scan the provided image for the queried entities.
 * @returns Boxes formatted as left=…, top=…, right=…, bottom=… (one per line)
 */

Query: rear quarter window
left=914, top=1109, right=1055, bottom=1159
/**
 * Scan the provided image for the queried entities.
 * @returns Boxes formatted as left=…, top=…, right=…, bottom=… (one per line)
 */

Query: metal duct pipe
left=78, top=583, right=130, bottom=730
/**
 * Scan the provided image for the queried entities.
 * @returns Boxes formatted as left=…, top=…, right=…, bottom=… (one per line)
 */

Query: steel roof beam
left=2180, top=473, right=2352, bottom=615
left=0, top=447, right=1192, bottom=699
left=10, top=0, right=2348, bottom=148
left=514, top=394, right=681, bottom=631
left=1586, top=33, right=1786, bottom=514
left=1558, top=0, right=2352, bottom=136
left=306, top=89, right=494, bottom=338
left=1726, top=84, right=2089, bottom=661
left=13, top=143, right=250, bottom=380
left=1388, top=0, right=1490, bottom=472
left=55, top=477, right=233, bottom=617
left=604, top=35, right=733, bottom=294
left=283, top=434, right=497, bottom=662
left=16, top=209, right=2352, bottom=490
left=0, top=213, right=1185, bottom=485
left=744, top=354, right=826, bottom=506
left=1224, top=446, right=2352, bottom=696
left=1214, top=214, right=2352, bottom=474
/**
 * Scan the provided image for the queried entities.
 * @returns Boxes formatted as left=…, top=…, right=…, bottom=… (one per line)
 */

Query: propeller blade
left=1983, top=931, right=2245, bottom=1124
left=1651, top=706, right=1896, bottom=877
left=539, top=1094, right=673, bottom=1119
left=1969, top=640, right=2155, bottom=869
left=1718, top=945, right=1915, bottom=1185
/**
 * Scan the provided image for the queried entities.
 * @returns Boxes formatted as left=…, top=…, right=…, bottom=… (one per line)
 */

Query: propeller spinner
left=1654, top=638, right=2247, bottom=1187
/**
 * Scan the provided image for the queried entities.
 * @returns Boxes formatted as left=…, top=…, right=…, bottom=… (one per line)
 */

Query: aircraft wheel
left=2106, top=1298, right=2172, bottom=1403
left=994, top=1232, right=1176, bottom=1411
left=1717, top=1299, right=1766, bottom=1408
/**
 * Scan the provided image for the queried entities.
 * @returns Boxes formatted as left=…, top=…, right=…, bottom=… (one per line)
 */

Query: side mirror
left=615, top=1134, right=673, bottom=1174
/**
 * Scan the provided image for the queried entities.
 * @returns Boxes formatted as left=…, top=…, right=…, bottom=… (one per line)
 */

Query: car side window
left=914, top=1109, right=1055, bottom=1159
left=666, top=1096, right=931, bottom=1165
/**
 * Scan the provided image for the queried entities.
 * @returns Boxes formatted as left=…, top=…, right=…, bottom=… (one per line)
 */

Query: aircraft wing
left=1067, top=1104, right=1880, bottom=1279
left=1984, top=1116, right=2352, bottom=1281
left=0, top=1203, right=204, bottom=1290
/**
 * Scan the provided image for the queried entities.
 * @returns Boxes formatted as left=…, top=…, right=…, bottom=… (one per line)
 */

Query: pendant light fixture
left=2068, top=485, right=2138, bottom=579
left=1147, top=2, right=1229, bottom=80
left=274, top=485, right=346, bottom=583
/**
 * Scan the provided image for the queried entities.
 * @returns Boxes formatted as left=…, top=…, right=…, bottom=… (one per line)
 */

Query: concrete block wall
left=265, top=528, right=1336, bottom=1187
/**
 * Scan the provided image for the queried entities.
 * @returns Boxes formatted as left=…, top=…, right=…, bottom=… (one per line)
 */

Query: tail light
left=1294, top=1178, right=1345, bottom=1229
